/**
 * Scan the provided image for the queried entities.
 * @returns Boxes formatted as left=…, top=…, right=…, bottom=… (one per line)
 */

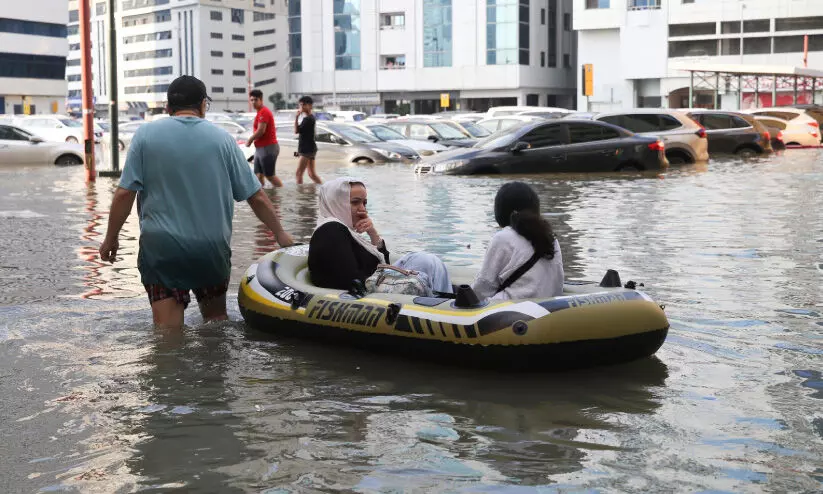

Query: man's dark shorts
left=253, top=143, right=279, bottom=177
left=145, top=279, right=230, bottom=308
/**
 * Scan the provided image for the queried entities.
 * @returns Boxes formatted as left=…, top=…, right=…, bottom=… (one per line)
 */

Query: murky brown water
left=1, top=153, right=822, bottom=492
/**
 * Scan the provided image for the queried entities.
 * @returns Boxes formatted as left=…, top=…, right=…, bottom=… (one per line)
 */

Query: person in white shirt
left=472, top=182, right=564, bottom=301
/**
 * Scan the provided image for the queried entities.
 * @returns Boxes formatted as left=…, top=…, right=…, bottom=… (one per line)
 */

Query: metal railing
left=628, top=0, right=661, bottom=11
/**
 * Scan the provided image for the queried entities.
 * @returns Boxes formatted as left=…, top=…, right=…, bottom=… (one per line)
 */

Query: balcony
left=628, top=0, right=661, bottom=11
left=380, top=54, right=406, bottom=70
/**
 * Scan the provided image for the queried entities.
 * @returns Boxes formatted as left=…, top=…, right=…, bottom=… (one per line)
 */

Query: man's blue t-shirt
left=119, top=117, right=261, bottom=289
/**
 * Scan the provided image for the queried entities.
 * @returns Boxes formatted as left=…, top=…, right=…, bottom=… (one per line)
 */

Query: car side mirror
left=427, top=135, right=439, bottom=142
left=29, top=136, right=44, bottom=144
left=511, top=141, right=529, bottom=153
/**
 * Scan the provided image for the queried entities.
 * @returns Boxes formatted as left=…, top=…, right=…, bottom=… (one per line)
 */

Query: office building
left=287, top=0, right=577, bottom=114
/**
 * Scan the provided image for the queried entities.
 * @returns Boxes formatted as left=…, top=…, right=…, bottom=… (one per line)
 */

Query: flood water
left=1, top=153, right=822, bottom=492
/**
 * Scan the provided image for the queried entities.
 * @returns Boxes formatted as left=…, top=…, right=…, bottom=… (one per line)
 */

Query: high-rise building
left=575, top=0, right=823, bottom=111
left=0, top=1, right=68, bottom=115
left=66, top=0, right=287, bottom=116
left=286, top=0, right=577, bottom=114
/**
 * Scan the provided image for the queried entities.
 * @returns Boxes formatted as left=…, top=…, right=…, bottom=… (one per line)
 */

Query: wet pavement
left=1, top=152, right=822, bottom=492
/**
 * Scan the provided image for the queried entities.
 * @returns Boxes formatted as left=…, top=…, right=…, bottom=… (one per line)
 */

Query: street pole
left=79, top=0, right=95, bottom=181
left=248, top=59, right=253, bottom=111
left=108, top=0, right=119, bottom=174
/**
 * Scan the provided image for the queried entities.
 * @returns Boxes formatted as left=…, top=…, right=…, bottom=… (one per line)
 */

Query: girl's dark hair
left=493, top=182, right=556, bottom=259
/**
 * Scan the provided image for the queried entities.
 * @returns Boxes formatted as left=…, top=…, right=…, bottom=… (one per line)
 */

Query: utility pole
left=79, top=0, right=95, bottom=181
left=108, top=0, right=119, bottom=174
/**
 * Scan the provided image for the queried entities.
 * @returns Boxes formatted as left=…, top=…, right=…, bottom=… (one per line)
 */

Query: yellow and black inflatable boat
left=238, top=246, right=669, bottom=371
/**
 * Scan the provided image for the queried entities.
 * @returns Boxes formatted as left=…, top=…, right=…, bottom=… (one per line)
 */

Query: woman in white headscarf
left=308, top=177, right=452, bottom=293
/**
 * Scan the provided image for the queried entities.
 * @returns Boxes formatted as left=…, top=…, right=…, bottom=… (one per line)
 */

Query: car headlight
left=434, top=160, right=466, bottom=172
left=373, top=148, right=402, bottom=160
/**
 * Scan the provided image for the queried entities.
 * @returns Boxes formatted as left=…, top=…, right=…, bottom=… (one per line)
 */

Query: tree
left=268, top=92, right=286, bottom=110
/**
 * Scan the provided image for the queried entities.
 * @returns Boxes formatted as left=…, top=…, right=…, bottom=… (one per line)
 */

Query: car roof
left=753, top=115, right=790, bottom=123
left=596, top=108, right=688, bottom=116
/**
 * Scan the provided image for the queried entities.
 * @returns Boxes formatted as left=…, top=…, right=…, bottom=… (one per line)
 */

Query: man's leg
left=295, top=156, right=308, bottom=184
left=193, top=280, right=230, bottom=322
left=145, top=284, right=189, bottom=329
left=307, top=157, right=322, bottom=184
left=266, top=175, right=283, bottom=187
left=262, top=148, right=283, bottom=187
left=253, top=153, right=265, bottom=186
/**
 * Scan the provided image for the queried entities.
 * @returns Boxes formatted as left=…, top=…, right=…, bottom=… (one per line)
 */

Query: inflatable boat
left=238, top=246, right=669, bottom=371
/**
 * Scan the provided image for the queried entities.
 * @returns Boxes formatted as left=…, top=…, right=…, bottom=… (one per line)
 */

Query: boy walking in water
left=294, top=96, right=322, bottom=184
left=247, top=89, right=282, bottom=188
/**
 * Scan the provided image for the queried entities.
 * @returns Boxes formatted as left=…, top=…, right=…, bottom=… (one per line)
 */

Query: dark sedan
left=686, top=110, right=772, bottom=156
left=414, top=120, right=668, bottom=175
left=384, top=119, right=478, bottom=148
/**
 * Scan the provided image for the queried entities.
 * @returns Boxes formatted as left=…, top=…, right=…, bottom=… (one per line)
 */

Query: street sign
left=440, top=93, right=450, bottom=108
left=582, top=64, right=594, bottom=97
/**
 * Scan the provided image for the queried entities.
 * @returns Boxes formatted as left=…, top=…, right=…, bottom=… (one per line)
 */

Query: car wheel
left=55, top=154, right=83, bottom=166
left=616, top=164, right=641, bottom=172
left=65, top=136, right=79, bottom=144
left=666, top=153, right=689, bottom=165
left=787, top=142, right=800, bottom=146
left=735, top=147, right=758, bottom=158
left=118, top=140, right=126, bottom=151
left=354, top=157, right=374, bottom=164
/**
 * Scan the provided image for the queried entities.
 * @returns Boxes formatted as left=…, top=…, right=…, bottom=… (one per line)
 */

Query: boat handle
left=386, top=303, right=401, bottom=325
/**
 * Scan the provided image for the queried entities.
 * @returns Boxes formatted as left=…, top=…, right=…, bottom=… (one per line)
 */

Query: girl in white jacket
left=472, top=182, right=564, bottom=301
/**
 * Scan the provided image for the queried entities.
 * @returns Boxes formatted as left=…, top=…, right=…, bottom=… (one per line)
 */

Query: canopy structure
left=670, top=62, right=823, bottom=109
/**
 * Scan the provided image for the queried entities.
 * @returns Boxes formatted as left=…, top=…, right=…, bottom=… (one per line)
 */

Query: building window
left=123, top=48, right=173, bottom=61
left=423, top=0, right=452, bottom=67
left=256, top=77, right=277, bottom=87
left=628, top=0, right=661, bottom=10
left=69, top=43, right=80, bottom=51
left=540, top=8, right=545, bottom=25
left=254, top=28, right=275, bottom=36
left=486, top=0, right=529, bottom=66
left=548, top=0, right=557, bottom=67
left=212, top=69, right=223, bottom=74
left=743, top=37, right=771, bottom=55
left=585, top=0, right=609, bottom=8
left=669, top=39, right=718, bottom=58
left=254, top=44, right=276, bottom=53
left=69, top=10, right=79, bottom=23
left=96, top=2, right=107, bottom=15
left=211, top=32, right=223, bottom=39
left=563, top=53, right=570, bottom=68
left=124, top=66, right=174, bottom=77
left=233, top=69, right=245, bottom=76
left=122, top=9, right=171, bottom=27
left=66, top=59, right=81, bottom=67
left=210, top=11, right=223, bottom=21
left=563, top=13, right=571, bottom=31
left=744, top=19, right=770, bottom=33
left=720, top=38, right=740, bottom=55
left=124, top=83, right=170, bottom=94
left=211, top=50, right=223, bottom=57
left=123, top=31, right=172, bottom=44
left=669, top=22, right=716, bottom=37
left=122, top=0, right=170, bottom=11
left=232, top=52, right=245, bottom=58
left=775, top=16, right=823, bottom=32
left=254, top=11, right=275, bottom=21
left=380, top=54, right=405, bottom=69
left=232, top=34, right=245, bottom=41
left=212, top=87, right=225, bottom=93
left=255, top=60, right=277, bottom=70
left=67, top=25, right=78, bottom=35
left=540, top=51, right=545, bottom=66
left=231, top=8, right=244, bottom=24
left=380, top=12, right=405, bottom=29
left=0, top=18, right=68, bottom=38
left=682, top=0, right=694, bottom=3
left=233, top=87, right=246, bottom=93
left=67, top=74, right=81, bottom=81
left=334, top=0, right=361, bottom=70
left=289, top=0, right=301, bottom=72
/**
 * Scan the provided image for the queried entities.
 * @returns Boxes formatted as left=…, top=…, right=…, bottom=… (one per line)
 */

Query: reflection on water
left=0, top=154, right=822, bottom=492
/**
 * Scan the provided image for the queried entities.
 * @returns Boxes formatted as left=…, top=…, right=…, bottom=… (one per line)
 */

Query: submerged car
left=276, top=122, right=420, bottom=164
left=353, top=123, right=448, bottom=156
left=686, top=110, right=772, bottom=156
left=0, top=124, right=84, bottom=165
left=383, top=119, right=478, bottom=148
left=414, top=120, right=668, bottom=175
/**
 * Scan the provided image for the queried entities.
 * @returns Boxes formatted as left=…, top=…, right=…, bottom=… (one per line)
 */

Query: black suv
left=686, top=110, right=772, bottom=156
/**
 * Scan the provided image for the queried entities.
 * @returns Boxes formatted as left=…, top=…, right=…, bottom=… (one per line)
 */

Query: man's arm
left=247, top=189, right=294, bottom=247
left=246, top=121, right=267, bottom=147
left=99, top=187, right=137, bottom=262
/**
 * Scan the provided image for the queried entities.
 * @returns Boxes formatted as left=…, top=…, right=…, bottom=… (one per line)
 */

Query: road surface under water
left=0, top=153, right=822, bottom=492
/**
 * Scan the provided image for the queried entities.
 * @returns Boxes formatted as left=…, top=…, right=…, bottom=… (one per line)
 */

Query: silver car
left=276, top=122, right=420, bottom=164
left=0, top=123, right=84, bottom=165
left=594, top=110, right=709, bottom=164
left=353, top=123, right=448, bottom=157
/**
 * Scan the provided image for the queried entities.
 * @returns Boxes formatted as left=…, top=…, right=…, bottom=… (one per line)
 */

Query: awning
left=671, top=62, right=823, bottom=79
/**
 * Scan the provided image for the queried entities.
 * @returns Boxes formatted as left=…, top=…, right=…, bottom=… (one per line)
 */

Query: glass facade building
left=486, top=0, right=529, bottom=65
left=423, top=0, right=452, bottom=67
left=289, top=0, right=302, bottom=72
left=334, top=0, right=361, bottom=70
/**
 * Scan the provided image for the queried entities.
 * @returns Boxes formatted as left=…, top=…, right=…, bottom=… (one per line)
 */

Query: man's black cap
left=167, top=75, right=212, bottom=108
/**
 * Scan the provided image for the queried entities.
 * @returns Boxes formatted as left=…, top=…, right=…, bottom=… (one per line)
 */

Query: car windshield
left=367, top=125, right=406, bottom=140
left=96, top=122, right=110, bottom=131
left=60, top=119, right=83, bottom=127
left=459, top=121, right=491, bottom=137
left=329, top=125, right=380, bottom=143
left=474, top=124, right=524, bottom=149
left=430, top=122, right=467, bottom=139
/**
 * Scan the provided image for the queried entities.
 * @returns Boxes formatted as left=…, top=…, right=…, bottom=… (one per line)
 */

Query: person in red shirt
left=246, top=90, right=282, bottom=188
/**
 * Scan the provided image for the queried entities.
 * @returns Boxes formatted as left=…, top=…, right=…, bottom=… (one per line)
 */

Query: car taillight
left=777, top=130, right=784, bottom=142
left=695, top=127, right=707, bottom=138
left=236, top=138, right=246, bottom=145
left=809, top=121, right=819, bottom=128
left=762, top=131, right=770, bottom=141
left=648, top=140, right=665, bottom=151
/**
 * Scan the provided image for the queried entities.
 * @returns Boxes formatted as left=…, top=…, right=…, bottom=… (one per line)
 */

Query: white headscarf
left=316, top=176, right=383, bottom=261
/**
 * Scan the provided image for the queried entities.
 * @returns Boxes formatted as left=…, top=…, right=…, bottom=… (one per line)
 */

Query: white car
left=368, top=113, right=401, bottom=122
left=0, top=123, right=84, bottom=165
left=745, top=108, right=821, bottom=146
left=753, top=115, right=820, bottom=147
left=11, top=115, right=90, bottom=143
left=486, top=106, right=571, bottom=119
left=205, top=112, right=236, bottom=123
left=352, top=123, right=448, bottom=156
left=332, top=110, right=368, bottom=122
left=476, top=115, right=544, bottom=133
